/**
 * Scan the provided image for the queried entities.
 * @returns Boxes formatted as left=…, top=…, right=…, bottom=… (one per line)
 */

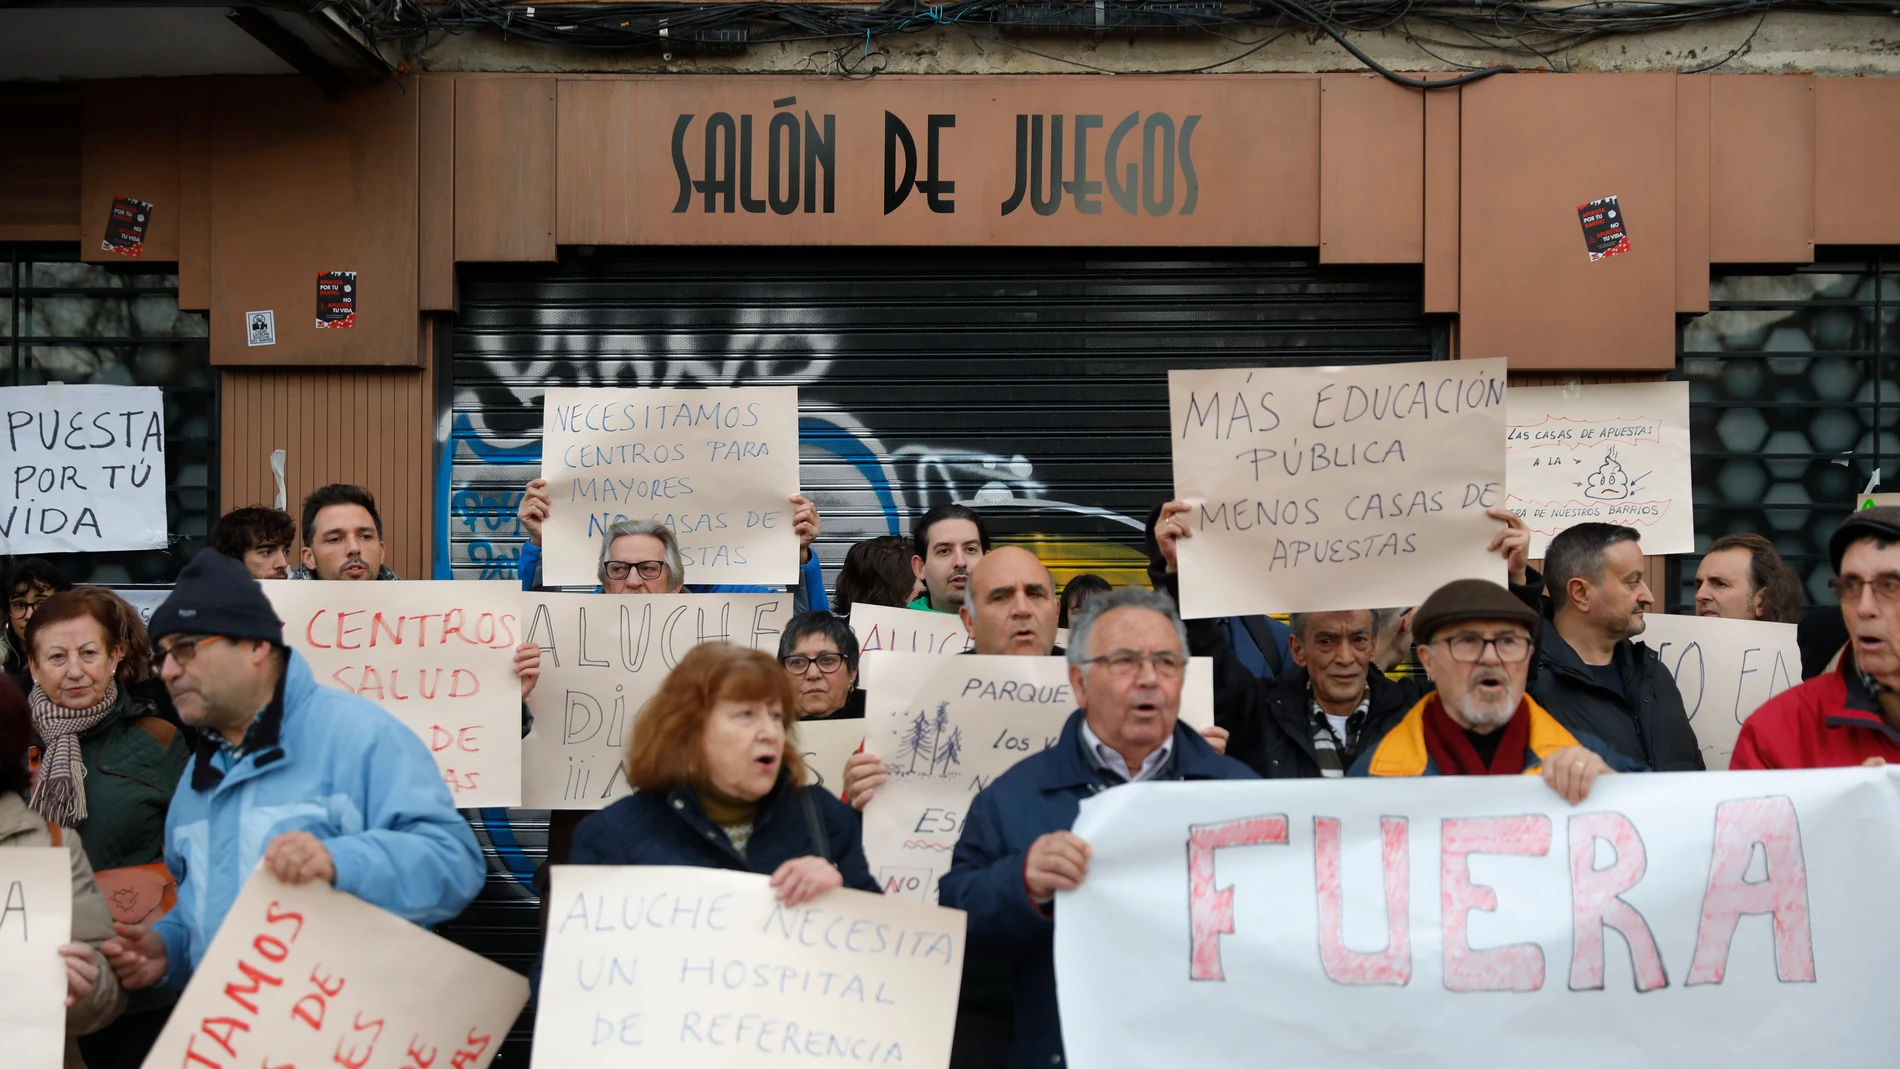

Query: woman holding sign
left=567, top=643, right=878, bottom=903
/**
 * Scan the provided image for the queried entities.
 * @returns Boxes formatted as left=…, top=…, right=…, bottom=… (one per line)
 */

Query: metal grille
left=440, top=247, right=1438, bottom=1062
left=1, top=243, right=217, bottom=583
left=1677, top=250, right=1899, bottom=611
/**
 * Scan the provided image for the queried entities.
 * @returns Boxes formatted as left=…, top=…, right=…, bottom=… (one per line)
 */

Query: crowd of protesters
left=2, top=472, right=1892, bottom=1069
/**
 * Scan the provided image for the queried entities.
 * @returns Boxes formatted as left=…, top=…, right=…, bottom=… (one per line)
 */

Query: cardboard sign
left=101, top=195, right=152, bottom=257
left=265, top=581, right=526, bottom=807
left=521, top=591, right=794, bottom=809
left=1169, top=359, right=1510, bottom=618
left=0, top=849, right=72, bottom=1069
left=1506, top=382, right=1693, bottom=556
left=147, top=867, right=528, bottom=1069
left=798, top=716, right=865, bottom=798
left=859, top=651, right=1212, bottom=902
left=1055, top=771, right=1900, bottom=1069
left=1855, top=493, right=1900, bottom=510
left=0, top=384, right=167, bottom=553
left=534, top=865, right=964, bottom=1069
left=1633, top=614, right=1801, bottom=771
left=1576, top=194, right=1632, bottom=261
left=538, top=386, right=801, bottom=588
left=316, top=270, right=357, bottom=328
left=848, top=603, right=972, bottom=655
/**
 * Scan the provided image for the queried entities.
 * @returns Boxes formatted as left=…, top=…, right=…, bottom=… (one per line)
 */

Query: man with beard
left=1353, top=578, right=1633, bottom=794
left=287, top=485, right=399, bottom=581
left=1731, top=507, right=1900, bottom=769
left=909, top=504, right=989, bottom=614
left=1528, top=522, right=1702, bottom=771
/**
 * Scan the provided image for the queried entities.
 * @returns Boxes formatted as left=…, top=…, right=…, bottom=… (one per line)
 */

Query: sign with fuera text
left=538, top=386, right=801, bottom=588
left=1169, top=358, right=1510, bottom=618
left=1055, top=771, right=1900, bottom=1069
left=266, top=581, right=525, bottom=807
left=1, top=384, right=167, bottom=553
left=0, top=848, right=70, bottom=1069
left=145, top=868, right=528, bottom=1069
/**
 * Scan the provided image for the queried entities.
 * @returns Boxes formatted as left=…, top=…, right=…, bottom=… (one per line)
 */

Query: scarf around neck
left=28, top=679, right=120, bottom=826
left=1422, top=693, right=1531, bottom=776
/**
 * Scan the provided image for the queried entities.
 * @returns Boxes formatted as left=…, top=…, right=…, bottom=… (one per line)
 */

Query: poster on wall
left=0, top=384, right=167, bottom=553
left=1169, top=358, right=1510, bottom=618
left=1505, top=381, right=1693, bottom=557
left=537, top=386, right=801, bottom=588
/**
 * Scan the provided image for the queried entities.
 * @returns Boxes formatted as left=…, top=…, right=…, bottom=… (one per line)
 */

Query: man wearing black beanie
left=98, top=549, right=483, bottom=995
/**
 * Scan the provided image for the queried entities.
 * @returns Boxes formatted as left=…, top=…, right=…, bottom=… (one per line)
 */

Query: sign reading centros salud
left=1055, top=771, right=1900, bottom=1068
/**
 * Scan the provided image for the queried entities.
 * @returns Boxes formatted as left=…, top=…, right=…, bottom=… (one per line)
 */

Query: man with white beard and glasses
left=1352, top=578, right=1638, bottom=797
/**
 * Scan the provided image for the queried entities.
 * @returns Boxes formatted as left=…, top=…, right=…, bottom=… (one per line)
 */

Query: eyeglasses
left=1435, top=633, right=1532, bottom=664
left=604, top=559, right=668, bottom=582
left=1830, top=574, right=1900, bottom=605
left=783, top=652, right=847, bottom=675
left=155, top=635, right=227, bottom=669
left=7, top=593, right=49, bottom=619
left=1083, top=650, right=1188, bottom=679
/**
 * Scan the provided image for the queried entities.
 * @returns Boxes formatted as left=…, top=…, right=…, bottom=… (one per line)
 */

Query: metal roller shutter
left=437, top=246, right=1438, bottom=1061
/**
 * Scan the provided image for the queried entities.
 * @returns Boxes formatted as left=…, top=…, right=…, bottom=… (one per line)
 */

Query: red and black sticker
left=316, top=271, right=356, bottom=329
left=1576, top=196, right=1631, bottom=262
left=102, top=196, right=153, bottom=258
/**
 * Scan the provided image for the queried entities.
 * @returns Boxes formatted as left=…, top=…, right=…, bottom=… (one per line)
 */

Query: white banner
left=1170, top=359, right=1509, bottom=618
left=538, top=386, right=800, bottom=588
left=1506, top=382, right=1694, bottom=556
left=266, top=581, right=526, bottom=806
left=848, top=603, right=972, bottom=655
left=1633, top=614, right=1801, bottom=771
left=1055, top=770, right=1900, bottom=1069
left=147, top=868, right=528, bottom=1069
left=1, top=384, right=167, bottom=552
left=0, top=848, right=71, bottom=1069
left=521, top=591, right=793, bottom=809
left=859, top=652, right=1212, bottom=902
left=533, top=865, right=964, bottom=1069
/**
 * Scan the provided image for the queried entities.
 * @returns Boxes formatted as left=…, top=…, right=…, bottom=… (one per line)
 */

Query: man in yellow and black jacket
left=1351, top=579, right=1642, bottom=799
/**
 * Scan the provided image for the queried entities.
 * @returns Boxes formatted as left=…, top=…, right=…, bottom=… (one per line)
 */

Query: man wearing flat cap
left=97, top=549, right=485, bottom=995
left=1351, top=578, right=1637, bottom=802
left=1731, top=506, right=1900, bottom=769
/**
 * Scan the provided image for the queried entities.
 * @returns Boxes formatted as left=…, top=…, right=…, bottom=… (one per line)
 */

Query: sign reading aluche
left=1169, top=358, right=1509, bottom=618
left=538, top=386, right=801, bottom=588
left=1, top=384, right=168, bottom=553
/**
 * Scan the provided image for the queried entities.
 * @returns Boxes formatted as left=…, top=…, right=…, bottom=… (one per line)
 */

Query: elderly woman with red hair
left=568, top=643, right=877, bottom=904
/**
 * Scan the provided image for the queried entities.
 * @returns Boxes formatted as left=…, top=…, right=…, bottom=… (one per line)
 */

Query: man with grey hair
left=512, top=479, right=828, bottom=611
left=939, top=587, right=1255, bottom=1069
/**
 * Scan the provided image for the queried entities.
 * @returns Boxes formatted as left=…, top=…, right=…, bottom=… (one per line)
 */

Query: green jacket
left=72, top=681, right=189, bottom=875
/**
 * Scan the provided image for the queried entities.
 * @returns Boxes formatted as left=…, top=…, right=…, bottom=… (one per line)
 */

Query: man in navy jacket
left=938, top=587, right=1256, bottom=1069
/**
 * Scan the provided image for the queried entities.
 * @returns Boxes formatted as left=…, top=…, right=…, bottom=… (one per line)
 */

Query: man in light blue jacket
left=99, top=549, right=484, bottom=991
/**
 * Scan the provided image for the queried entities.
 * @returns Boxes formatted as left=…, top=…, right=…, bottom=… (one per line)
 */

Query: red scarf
left=1422, top=694, right=1531, bottom=776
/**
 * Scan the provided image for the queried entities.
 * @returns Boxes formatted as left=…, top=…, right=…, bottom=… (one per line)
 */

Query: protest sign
left=522, top=591, right=794, bottom=809
left=798, top=716, right=866, bottom=798
left=1506, top=381, right=1693, bottom=556
left=1633, top=614, right=1800, bottom=770
left=146, top=867, right=528, bottom=1069
left=1169, top=359, right=1509, bottom=618
left=848, top=603, right=972, bottom=655
left=0, top=384, right=167, bottom=553
left=534, top=865, right=964, bottom=1069
left=266, top=581, right=525, bottom=806
left=1055, top=770, right=1900, bottom=1069
left=107, top=587, right=170, bottom=626
left=1856, top=493, right=1900, bottom=510
left=859, top=651, right=1212, bottom=901
left=0, top=848, right=71, bottom=1069
left=538, top=386, right=801, bottom=588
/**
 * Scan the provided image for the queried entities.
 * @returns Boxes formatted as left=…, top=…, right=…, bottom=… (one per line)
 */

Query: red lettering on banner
left=336, top=610, right=365, bottom=650
left=449, top=669, right=481, bottom=698
left=1687, top=796, right=1815, bottom=985
left=222, top=958, right=283, bottom=1015
left=443, top=608, right=467, bottom=645
left=451, top=1028, right=493, bottom=1068
left=431, top=725, right=483, bottom=753
left=498, top=613, right=519, bottom=648
left=334, top=1011, right=387, bottom=1069
left=199, top=1016, right=249, bottom=1058
left=1186, top=815, right=1288, bottom=981
left=306, top=610, right=333, bottom=649
left=1568, top=812, right=1668, bottom=991
left=371, top=611, right=404, bottom=647
left=1441, top=815, right=1551, bottom=992
left=1314, top=816, right=1411, bottom=985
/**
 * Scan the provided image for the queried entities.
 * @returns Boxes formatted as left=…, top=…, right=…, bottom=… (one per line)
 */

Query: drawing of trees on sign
left=890, top=702, right=965, bottom=778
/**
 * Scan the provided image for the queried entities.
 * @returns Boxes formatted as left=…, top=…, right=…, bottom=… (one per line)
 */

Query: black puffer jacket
left=1527, top=618, right=1702, bottom=771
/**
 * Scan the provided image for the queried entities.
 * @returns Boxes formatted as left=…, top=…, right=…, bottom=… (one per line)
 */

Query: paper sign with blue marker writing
left=538, top=386, right=800, bottom=588
left=533, top=865, right=964, bottom=1069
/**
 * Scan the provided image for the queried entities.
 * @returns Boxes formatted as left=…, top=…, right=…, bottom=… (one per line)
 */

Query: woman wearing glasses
left=23, top=588, right=188, bottom=1069
left=778, top=612, right=864, bottom=719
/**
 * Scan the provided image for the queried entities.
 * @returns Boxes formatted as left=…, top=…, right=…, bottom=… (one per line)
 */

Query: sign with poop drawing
left=1505, top=382, right=1693, bottom=556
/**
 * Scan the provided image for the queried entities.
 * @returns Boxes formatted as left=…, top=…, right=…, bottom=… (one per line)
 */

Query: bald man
left=959, top=545, right=1062, bottom=657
